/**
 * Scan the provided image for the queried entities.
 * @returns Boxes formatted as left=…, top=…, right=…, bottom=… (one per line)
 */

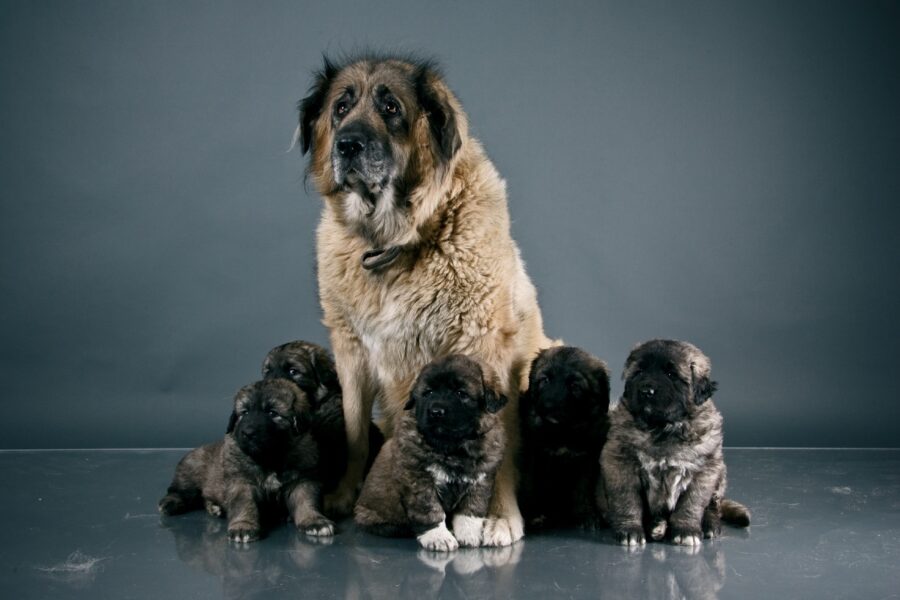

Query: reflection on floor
left=1, top=449, right=898, bottom=599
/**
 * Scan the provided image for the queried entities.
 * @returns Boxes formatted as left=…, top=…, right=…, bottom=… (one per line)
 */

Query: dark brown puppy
left=354, top=355, right=507, bottom=551
left=261, top=340, right=384, bottom=495
left=597, top=340, right=750, bottom=547
left=158, top=379, right=334, bottom=542
left=518, top=346, right=611, bottom=529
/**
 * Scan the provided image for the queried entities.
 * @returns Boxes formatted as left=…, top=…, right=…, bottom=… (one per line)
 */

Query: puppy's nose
left=336, top=133, right=366, bottom=159
left=639, top=387, right=656, bottom=400
left=428, top=406, right=447, bottom=419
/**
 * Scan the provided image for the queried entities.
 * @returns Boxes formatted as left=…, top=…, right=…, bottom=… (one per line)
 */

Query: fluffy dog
left=354, top=355, right=507, bottom=551
left=158, top=379, right=334, bottom=542
left=518, top=346, right=611, bottom=529
left=299, top=53, right=555, bottom=545
left=597, top=340, right=750, bottom=546
left=261, top=340, right=384, bottom=494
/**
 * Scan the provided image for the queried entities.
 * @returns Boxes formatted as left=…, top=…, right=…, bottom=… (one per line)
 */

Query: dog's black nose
left=639, top=387, right=656, bottom=400
left=336, top=133, right=366, bottom=159
left=428, top=406, right=447, bottom=419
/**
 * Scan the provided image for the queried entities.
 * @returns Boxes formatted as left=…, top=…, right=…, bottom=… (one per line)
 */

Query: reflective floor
left=1, top=449, right=898, bottom=599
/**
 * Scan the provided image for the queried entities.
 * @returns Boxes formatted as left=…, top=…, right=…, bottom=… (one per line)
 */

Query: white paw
left=482, top=516, right=524, bottom=547
left=616, top=529, right=646, bottom=547
left=303, top=521, right=335, bottom=537
left=650, top=519, right=667, bottom=541
left=205, top=501, right=223, bottom=517
left=452, top=514, right=484, bottom=548
left=672, top=533, right=702, bottom=546
left=417, top=522, right=459, bottom=552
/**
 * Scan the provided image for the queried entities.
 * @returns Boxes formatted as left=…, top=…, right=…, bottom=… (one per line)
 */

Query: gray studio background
left=1, top=0, right=898, bottom=449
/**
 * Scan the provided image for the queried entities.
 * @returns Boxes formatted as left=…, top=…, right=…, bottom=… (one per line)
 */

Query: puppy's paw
left=482, top=516, right=524, bottom=547
left=204, top=500, right=223, bottom=518
left=228, top=523, right=261, bottom=544
left=158, top=495, right=186, bottom=515
left=323, top=485, right=357, bottom=518
left=650, top=518, right=667, bottom=541
left=615, top=527, right=646, bottom=547
left=417, top=522, right=459, bottom=552
left=451, top=514, right=484, bottom=548
left=299, top=517, right=335, bottom=537
left=670, top=527, right=703, bottom=547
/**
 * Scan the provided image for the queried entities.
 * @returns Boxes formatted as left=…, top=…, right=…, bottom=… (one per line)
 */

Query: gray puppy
left=158, top=379, right=334, bottom=542
left=261, top=340, right=384, bottom=495
left=597, top=340, right=750, bottom=546
left=354, top=355, right=507, bottom=551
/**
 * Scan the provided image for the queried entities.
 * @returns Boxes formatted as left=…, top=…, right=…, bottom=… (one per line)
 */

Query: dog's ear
left=404, top=393, right=416, bottom=411
left=226, top=411, right=238, bottom=434
left=309, top=347, right=340, bottom=398
left=480, top=365, right=508, bottom=414
left=692, top=374, right=718, bottom=405
left=414, top=64, right=461, bottom=166
left=291, top=409, right=312, bottom=435
left=298, top=55, right=338, bottom=155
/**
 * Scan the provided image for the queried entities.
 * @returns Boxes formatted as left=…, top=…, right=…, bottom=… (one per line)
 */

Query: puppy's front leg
left=324, top=329, right=374, bottom=517
left=669, top=465, right=721, bottom=546
left=598, top=453, right=646, bottom=546
left=406, top=484, right=457, bottom=552
left=451, top=479, right=493, bottom=547
left=286, top=480, right=335, bottom=537
left=224, top=484, right=261, bottom=543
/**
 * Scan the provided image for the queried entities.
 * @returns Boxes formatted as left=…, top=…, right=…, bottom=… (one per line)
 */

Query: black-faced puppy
left=354, top=355, right=507, bottom=551
left=519, top=346, right=611, bottom=529
left=261, top=340, right=384, bottom=495
left=158, top=379, right=334, bottom=542
left=597, top=340, right=750, bottom=547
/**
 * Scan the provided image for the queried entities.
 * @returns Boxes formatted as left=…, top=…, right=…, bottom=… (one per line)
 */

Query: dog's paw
left=323, top=485, right=357, bottom=518
left=451, top=515, right=484, bottom=548
left=204, top=500, right=223, bottom=518
left=670, top=527, right=703, bottom=547
left=482, top=516, right=524, bottom=547
left=615, top=527, right=646, bottom=547
left=650, top=518, right=667, bottom=541
left=228, top=523, right=261, bottom=543
left=299, top=517, right=335, bottom=537
left=158, top=495, right=186, bottom=516
left=417, top=522, right=459, bottom=552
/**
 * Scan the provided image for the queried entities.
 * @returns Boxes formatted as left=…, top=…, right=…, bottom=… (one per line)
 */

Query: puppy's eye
left=383, top=100, right=399, bottom=115
left=456, top=390, right=469, bottom=400
left=268, top=409, right=282, bottom=419
left=537, top=376, right=549, bottom=388
left=666, top=371, right=678, bottom=380
left=335, top=102, right=349, bottom=117
left=239, top=408, right=249, bottom=416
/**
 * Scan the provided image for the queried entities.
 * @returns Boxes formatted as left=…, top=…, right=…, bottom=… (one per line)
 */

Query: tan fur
left=302, top=56, right=556, bottom=545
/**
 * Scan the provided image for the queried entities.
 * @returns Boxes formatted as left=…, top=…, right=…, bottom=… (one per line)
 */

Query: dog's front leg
left=598, top=453, right=646, bottom=546
left=483, top=404, right=524, bottom=547
left=324, top=329, right=375, bottom=517
left=224, top=484, right=261, bottom=543
left=669, top=465, right=721, bottom=546
left=451, top=479, right=493, bottom=547
left=286, top=480, right=335, bottom=536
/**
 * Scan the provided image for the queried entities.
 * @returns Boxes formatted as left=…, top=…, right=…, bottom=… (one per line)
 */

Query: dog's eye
left=537, top=376, right=549, bottom=388
left=383, top=100, right=399, bottom=115
left=268, top=409, right=282, bottom=419
left=456, top=390, right=469, bottom=400
left=666, top=370, right=678, bottom=380
left=335, top=102, right=349, bottom=117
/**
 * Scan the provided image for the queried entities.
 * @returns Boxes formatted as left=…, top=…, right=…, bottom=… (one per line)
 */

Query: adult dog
left=298, top=53, right=554, bottom=545
left=597, top=340, right=750, bottom=546
left=158, top=379, right=334, bottom=542
left=355, top=354, right=507, bottom=551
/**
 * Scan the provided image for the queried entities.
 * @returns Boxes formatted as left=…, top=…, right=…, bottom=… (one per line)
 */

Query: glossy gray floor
left=1, top=449, right=898, bottom=599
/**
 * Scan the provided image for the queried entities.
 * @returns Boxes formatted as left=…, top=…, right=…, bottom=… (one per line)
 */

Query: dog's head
left=620, top=339, right=717, bottom=428
left=298, top=53, right=468, bottom=263
left=261, top=340, right=340, bottom=408
left=522, top=346, right=610, bottom=434
left=404, top=354, right=507, bottom=449
left=226, top=379, right=312, bottom=469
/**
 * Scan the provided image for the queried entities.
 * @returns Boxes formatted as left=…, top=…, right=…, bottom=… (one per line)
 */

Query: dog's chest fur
left=426, top=463, right=488, bottom=511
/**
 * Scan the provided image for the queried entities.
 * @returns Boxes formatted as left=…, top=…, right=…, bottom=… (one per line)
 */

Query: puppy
left=597, top=340, right=750, bottom=546
left=261, top=340, right=384, bottom=494
left=518, top=346, right=611, bottom=529
left=354, top=355, right=507, bottom=551
left=158, top=379, right=334, bottom=542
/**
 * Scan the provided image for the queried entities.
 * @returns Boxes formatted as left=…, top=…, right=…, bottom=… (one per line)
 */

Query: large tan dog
left=298, top=53, right=554, bottom=545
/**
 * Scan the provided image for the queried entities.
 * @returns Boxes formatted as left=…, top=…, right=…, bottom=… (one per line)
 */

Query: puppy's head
left=226, top=379, right=312, bottom=469
left=522, top=346, right=610, bottom=433
left=620, top=339, right=717, bottom=428
left=298, top=53, right=468, bottom=256
left=404, top=354, right=507, bottom=449
left=261, top=340, right=340, bottom=408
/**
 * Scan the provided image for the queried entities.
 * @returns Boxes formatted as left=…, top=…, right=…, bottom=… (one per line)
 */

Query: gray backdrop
left=1, top=0, right=898, bottom=449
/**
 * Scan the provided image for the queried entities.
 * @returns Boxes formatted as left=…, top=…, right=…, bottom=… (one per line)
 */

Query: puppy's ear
left=692, top=375, right=719, bottom=405
left=414, top=64, right=461, bottom=166
left=226, top=411, right=238, bottom=434
left=484, top=388, right=508, bottom=414
left=404, top=394, right=416, bottom=411
left=298, top=55, right=338, bottom=155
left=291, top=410, right=312, bottom=435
